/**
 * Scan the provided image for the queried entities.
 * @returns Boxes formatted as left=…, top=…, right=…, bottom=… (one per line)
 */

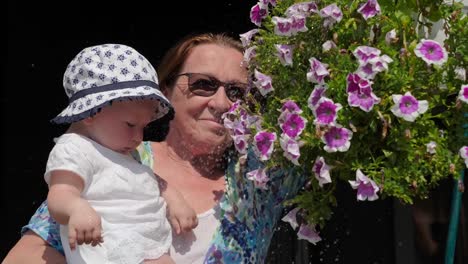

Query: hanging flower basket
left=224, top=0, right=467, bottom=243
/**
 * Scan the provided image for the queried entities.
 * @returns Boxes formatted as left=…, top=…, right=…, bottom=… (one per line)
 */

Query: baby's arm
left=47, top=170, right=103, bottom=250
left=156, top=174, right=198, bottom=234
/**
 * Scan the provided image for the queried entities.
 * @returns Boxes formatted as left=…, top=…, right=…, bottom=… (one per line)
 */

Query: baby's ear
left=82, top=116, right=95, bottom=125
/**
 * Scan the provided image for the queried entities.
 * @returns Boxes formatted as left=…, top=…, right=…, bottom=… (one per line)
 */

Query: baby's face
left=87, top=100, right=159, bottom=154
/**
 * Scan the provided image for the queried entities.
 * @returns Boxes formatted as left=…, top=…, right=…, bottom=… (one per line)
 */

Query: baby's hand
left=167, top=201, right=198, bottom=235
left=68, top=201, right=103, bottom=250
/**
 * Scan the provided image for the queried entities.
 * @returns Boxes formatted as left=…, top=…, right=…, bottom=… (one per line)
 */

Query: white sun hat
left=51, top=43, right=174, bottom=141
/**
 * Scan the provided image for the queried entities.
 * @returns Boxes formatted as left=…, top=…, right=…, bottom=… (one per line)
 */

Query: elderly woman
left=4, top=33, right=306, bottom=264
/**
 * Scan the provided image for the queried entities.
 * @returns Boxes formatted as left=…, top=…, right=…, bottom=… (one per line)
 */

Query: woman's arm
left=3, top=230, right=66, bottom=264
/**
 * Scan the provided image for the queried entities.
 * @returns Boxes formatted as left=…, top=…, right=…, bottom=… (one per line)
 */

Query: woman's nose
left=208, top=85, right=232, bottom=113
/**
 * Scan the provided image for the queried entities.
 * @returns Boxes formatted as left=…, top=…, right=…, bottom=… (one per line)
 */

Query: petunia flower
left=307, top=57, right=329, bottom=84
left=246, top=168, right=270, bottom=189
left=346, top=73, right=380, bottom=112
left=313, top=97, right=342, bottom=125
left=391, top=91, right=428, bottom=122
left=243, top=46, right=257, bottom=65
left=460, top=146, right=468, bottom=168
left=275, top=44, right=294, bottom=66
left=272, top=16, right=293, bottom=36
left=319, top=4, right=343, bottom=28
left=290, top=14, right=308, bottom=34
left=250, top=2, right=269, bottom=26
left=322, top=40, right=337, bottom=52
left=307, top=84, right=328, bottom=109
left=458, top=84, right=468, bottom=104
left=279, top=134, right=303, bottom=165
left=253, top=130, right=277, bottom=160
left=239, top=29, right=259, bottom=47
left=281, top=99, right=302, bottom=114
left=232, top=134, right=249, bottom=154
left=426, top=141, right=437, bottom=154
left=297, top=224, right=322, bottom=245
left=281, top=207, right=300, bottom=229
left=385, top=29, right=397, bottom=45
left=321, top=125, right=353, bottom=153
left=285, top=1, right=318, bottom=17
left=357, top=0, right=381, bottom=20
left=253, top=69, right=274, bottom=96
left=348, top=169, right=380, bottom=201
left=280, top=113, right=307, bottom=138
left=414, top=39, right=448, bottom=66
left=313, top=156, right=332, bottom=187
left=353, top=46, right=381, bottom=64
left=455, top=67, right=466, bottom=81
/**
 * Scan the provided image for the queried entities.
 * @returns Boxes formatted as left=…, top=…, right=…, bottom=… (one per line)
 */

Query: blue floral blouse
left=22, top=141, right=306, bottom=263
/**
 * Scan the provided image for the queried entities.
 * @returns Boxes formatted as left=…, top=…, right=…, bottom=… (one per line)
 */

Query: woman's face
left=166, top=43, right=247, bottom=155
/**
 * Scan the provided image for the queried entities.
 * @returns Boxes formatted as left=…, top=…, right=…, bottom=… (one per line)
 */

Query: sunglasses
left=174, top=72, right=248, bottom=102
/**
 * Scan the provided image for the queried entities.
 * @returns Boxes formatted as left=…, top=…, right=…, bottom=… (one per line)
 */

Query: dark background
left=3, top=1, right=397, bottom=263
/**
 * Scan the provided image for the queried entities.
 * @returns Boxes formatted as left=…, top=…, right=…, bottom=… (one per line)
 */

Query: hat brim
left=51, top=86, right=175, bottom=141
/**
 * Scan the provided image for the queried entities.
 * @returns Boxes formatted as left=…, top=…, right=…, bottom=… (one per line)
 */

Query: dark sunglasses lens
left=188, top=75, right=218, bottom=96
left=226, top=85, right=246, bottom=101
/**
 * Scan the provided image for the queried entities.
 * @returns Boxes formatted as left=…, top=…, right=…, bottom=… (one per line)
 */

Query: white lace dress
left=44, top=133, right=171, bottom=264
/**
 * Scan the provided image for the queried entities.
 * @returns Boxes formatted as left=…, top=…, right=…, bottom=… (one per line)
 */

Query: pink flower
left=253, top=130, right=277, bottom=160
left=307, top=84, right=327, bottom=109
left=250, top=2, right=269, bottom=26
left=414, top=39, right=448, bottom=66
left=319, top=4, right=342, bottom=28
left=279, top=134, right=303, bottom=165
left=313, top=97, right=342, bottom=125
left=349, top=169, right=380, bottom=201
left=275, top=44, right=294, bottom=66
left=426, top=141, right=437, bottom=154
left=321, top=125, right=353, bottom=153
left=253, top=69, right=274, bottom=96
left=272, top=16, right=293, bottom=36
left=346, top=73, right=380, bottom=112
left=280, top=113, right=307, bottom=138
left=239, top=29, right=259, bottom=47
left=281, top=207, right=300, bottom=229
left=391, top=91, right=428, bottom=122
left=307, top=57, right=329, bottom=84
left=458, top=84, right=468, bottom=104
left=313, top=156, right=332, bottom=187
left=297, top=224, right=322, bottom=244
left=357, top=0, right=381, bottom=20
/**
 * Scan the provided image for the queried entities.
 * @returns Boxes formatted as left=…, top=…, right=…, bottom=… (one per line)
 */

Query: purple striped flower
left=253, top=69, right=274, bottom=96
left=321, top=125, right=353, bottom=153
left=313, top=97, right=342, bottom=126
left=313, top=156, right=331, bottom=187
left=348, top=169, right=380, bottom=201
left=275, top=44, right=294, bottom=66
left=307, top=84, right=327, bottom=109
left=239, top=29, right=259, bottom=47
left=281, top=113, right=307, bottom=138
left=297, top=224, right=322, bottom=245
left=254, top=130, right=277, bottom=160
left=319, top=4, right=343, bottom=28
left=357, top=0, right=381, bottom=20
left=279, top=134, right=302, bottom=165
left=307, top=57, right=329, bottom=84
left=250, top=2, right=269, bottom=26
